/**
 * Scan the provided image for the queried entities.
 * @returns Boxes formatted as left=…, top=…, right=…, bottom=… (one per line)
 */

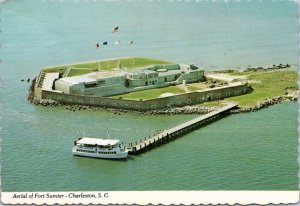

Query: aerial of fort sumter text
left=0, top=0, right=298, bottom=197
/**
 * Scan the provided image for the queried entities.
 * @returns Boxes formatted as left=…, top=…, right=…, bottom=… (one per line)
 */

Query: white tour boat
left=72, top=136, right=128, bottom=159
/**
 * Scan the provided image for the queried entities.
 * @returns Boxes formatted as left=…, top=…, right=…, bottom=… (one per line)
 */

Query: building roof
left=158, top=69, right=181, bottom=76
left=77, top=137, right=119, bottom=146
left=89, top=71, right=125, bottom=78
left=58, top=71, right=125, bottom=85
left=127, top=69, right=157, bottom=75
left=60, top=76, right=96, bottom=84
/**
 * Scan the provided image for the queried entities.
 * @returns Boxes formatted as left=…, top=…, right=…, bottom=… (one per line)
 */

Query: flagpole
left=118, top=27, right=120, bottom=69
left=132, top=57, right=135, bottom=69
left=112, top=26, right=121, bottom=69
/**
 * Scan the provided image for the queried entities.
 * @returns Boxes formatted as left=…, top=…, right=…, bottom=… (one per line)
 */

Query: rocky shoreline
left=212, top=63, right=294, bottom=73
left=230, top=95, right=297, bottom=114
left=243, top=63, right=292, bottom=72
left=29, top=99, right=219, bottom=115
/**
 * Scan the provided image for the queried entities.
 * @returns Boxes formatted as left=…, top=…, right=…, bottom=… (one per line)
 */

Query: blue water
left=0, top=0, right=298, bottom=191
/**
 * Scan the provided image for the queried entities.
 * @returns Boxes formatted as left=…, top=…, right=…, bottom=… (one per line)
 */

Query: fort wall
left=41, top=83, right=248, bottom=111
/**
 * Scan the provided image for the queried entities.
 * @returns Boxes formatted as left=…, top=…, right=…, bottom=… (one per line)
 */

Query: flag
left=111, top=26, right=119, bottom=33
left=103, top=42, right=108, bottom=45
left=114, top=40, right=120, bottom=45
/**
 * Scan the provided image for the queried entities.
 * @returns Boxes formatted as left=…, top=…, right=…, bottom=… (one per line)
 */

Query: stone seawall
left=37, top=83, right=248, bottom=111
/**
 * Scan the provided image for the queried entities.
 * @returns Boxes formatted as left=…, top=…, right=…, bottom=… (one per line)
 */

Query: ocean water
left=0, top=0, right=298, bottom=191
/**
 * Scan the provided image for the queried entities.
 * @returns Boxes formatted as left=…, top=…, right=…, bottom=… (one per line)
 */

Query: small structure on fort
left=54, top=64, right=205, bottom=97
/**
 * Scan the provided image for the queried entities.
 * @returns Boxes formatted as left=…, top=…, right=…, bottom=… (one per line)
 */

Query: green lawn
left=226, top=70, right=298, bottom=107
left=112, top=86, right=185, bottom=100
left=111, top=82, right=208, bottom=100
left=73, top=57, right=173, bottom=70
left=67, top=68, right=96, bottom=77
left=42, top=57, right=173, bottom=77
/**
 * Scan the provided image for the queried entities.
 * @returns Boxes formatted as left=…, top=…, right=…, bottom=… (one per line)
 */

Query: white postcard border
left=1, top=191, right=299, bottom=205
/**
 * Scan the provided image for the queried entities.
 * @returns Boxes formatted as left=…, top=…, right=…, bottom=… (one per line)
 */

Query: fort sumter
left=27, top=57, right=298, bottom=157
left=29, top=57, right=252, bottom=111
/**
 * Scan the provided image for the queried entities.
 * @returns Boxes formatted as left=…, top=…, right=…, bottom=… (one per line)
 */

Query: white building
left=54, top=64, right=204, bottom=97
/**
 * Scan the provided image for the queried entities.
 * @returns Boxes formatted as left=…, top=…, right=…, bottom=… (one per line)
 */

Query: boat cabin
left=75, top=137, right=120, bottom=149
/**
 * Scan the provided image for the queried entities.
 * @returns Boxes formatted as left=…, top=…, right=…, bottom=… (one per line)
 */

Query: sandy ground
left=206, top=73, right=248, bottom=82
left=159, top=93, right=175, bottom=97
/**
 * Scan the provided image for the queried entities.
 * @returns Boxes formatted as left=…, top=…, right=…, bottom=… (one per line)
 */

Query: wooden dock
left=126, top=103, right=238, bottom=155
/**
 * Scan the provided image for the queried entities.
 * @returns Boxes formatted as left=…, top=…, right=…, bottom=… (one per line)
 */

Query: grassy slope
left=226, top=70, right=298, bottom=107
left=185, top=83, right=207, bottom=91
left=42, top=57, right=173, bottom=77
left=112, top=82, right=208, bottom=100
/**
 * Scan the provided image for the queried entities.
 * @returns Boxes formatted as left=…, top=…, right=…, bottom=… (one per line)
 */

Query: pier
left=126, top=103, right=238, bottom=155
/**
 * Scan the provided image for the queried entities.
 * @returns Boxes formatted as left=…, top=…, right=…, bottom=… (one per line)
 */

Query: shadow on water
left=72, top=155, right=134, bottom=162
left=126, top=155, right=135, bottom=161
